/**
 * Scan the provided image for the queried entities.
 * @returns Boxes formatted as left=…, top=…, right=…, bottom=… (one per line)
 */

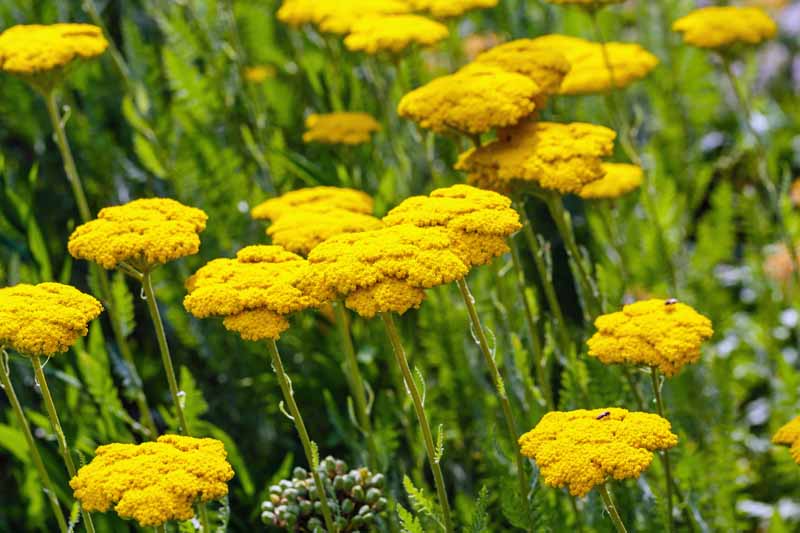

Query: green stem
left=30, top=355, right=96, bottom=533
left=266, top=340, right=337, bottom=533
left=198, top=501, right=210, bottom=532
left=141, top=270, right=189, bottom=435
left=622, top=366, right=645, bottom=412
left=333, top=301, right=379, bottom=470
left=155, top=524, right=167, bottom=533
left=1, top=351, right=68, bottom=533
left=596, top=202, right=629, bottom=286
left=650, top=367, right=675, bottom=533
left=380, top=313, right=454, bottom=533
left=598, top=483, right=628, bottom=533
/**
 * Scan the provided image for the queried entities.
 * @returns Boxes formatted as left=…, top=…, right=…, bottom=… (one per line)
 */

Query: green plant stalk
left=141, top=270, right=190, bottom=435
left=30, top=355, right=96, bottom=533
left=622, top=366, right=646, bottom=411
left=381, top=313, right=454, bottom=533
left=596, top=202, right=629, bottom=286
left=266, top=340, right=337, bottom=533
left=198, top=502, right=210, bottom=532
left=456, top=279, right=532, bottom=519
left=598, top=483, right=628, bottom=533
left=155, top=525, right=167, bottom=533
left=333, top=302, right=380, bottom=470
left=650, top=367, right=675, bottom=533
left=1, top=351, right=68, bottom=533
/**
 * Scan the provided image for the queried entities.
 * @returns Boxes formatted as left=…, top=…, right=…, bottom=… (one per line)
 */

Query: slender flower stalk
left=381, top=313, right=454, bottom=533
left=266, top=339, right=337, bottom=533
left=650, top=367, right=675, bottom=533
left=598, top=483, right=628, bottom=533
left=30, top=355, right=96, bottom=533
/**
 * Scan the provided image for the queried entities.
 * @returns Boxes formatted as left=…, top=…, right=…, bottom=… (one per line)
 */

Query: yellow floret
left=407, top=0, right=498, bottom=18
left=243, top=65, right=276, bottom=83
left=774, top=416, right=800, bottom=463
left=344, top=14, right=449, bottom=54
left=251, top=186, right=374, bottom=222
left=70, top=435, right=234, bottom=527
left=518, top=408, right=677, bottom=497
left=672, top=6, right=777, bottom=49
left=474, top=39, right=572, bottom=96
left=303, top=112, right=381, bottom=145
left=277, top=0, right=411, bottom=34
left=0, top=283, right=103, bottom=357
left=579, top=163, right=643, bottom=199
left=587, top=299, right=714, bottom=376
left=267, top=208, right=384, bottom=256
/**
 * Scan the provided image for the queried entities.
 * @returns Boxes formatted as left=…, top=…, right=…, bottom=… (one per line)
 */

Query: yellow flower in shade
left=518, top=408, right=677, bottom=497
left=455, top=121, right=616, bottom=194
left=277, top=0, right=411, bottom=34
left=398, top=64, right=541, bottom=135
left=267, top=208, right=384, bottom=256
left=529, top=34, right=658, bottom=95
left=408, top=0, right=498, bottom=18
left=579, top=163, right=643, bottom=199
left=672, top=6, right=777, bottom=49
left=243, top=65, right=276, bottom=83
left=306, top=224, right=468, bottom=317
left=183, top=245, right=327, bottom=340
left=774, top=416, right=800, bottom=463
left=0, top=283, right=103, bottom=357
left=303, top=112, right=381, bottom=145
left=68, top=198, right=208, bottom=271
left=587, top=299, right=714, bottom=376
left=344, top=14, right=449, bottom=54
left=383, top=184, right=521, bottom=267
left=251, top=186, right=374, bottom=222
left=70, top=435, right=234, bottom=527
left=474, top=40, right=572, bottom=97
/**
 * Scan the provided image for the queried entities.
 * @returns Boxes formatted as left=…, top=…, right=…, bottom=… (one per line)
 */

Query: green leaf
left=434, top=424, right=444, bottom=464
left=0, top=424, right=29, bottom=462
left=396, top=504, right=424, bottom=533
left=467, top=486, right=490, bottom=533
left=110, top=271, right=136, bottom=338
left=403, top=475, right=441, bottom=523
left=179, top=366, right=209, bottom=428
left=133, top=132, right=166, bottom=179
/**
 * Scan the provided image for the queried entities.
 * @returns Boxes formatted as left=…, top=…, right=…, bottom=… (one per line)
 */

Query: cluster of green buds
left=261, top=456, right=387, bottom=532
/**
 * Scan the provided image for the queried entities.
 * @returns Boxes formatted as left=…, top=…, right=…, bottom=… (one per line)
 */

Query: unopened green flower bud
left=366, top=487, right=381, bottom=504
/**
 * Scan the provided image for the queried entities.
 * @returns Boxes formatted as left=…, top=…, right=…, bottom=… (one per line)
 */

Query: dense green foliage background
left=2, top=0, right=800, bottom=531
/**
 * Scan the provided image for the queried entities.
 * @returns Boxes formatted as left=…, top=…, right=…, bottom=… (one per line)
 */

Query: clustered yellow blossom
left=303, top=112, right=381, bottom=145
left=0, top=283, right=103, bottom=357
left=383, top=184, right=521, bottom=266
left=70, top=435, right=234, bottom=527
left=456, top=121, right=616, bottom=194
left=579, top=163, right=643, bottom=199
left=518, top=408, right=677, bottom=497
left=306, top=224, right=467, bottom=317
left=344, top=14, right=449, bottom=54
left=773, top=416, right=800, bottom=463
left=251, top=186, right=374, bottom=222
left=68, top=198, right=208, bottom=271
left=398, top=64, right=540, bottom=135
left=408, top=0, right=498, bottom=18
left=243, top=65, right=276, bottom=83
left=474, top=40, right=571, bottom=97
left=277, top=0, right=411, bottom=34
left=184, top=245, right=326, bottom=340
left=587, top=299, right=714, bottom=376
left=672, top=6, right=777, bottom=49
left=267, top=208, right=385, bottom=256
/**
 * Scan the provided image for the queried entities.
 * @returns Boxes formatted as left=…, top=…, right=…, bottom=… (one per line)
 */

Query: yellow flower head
left=383, top=185, right=521, bottom=267
left=579, top=163, right=643, bottom=199
left=306, top=224, right=468, bottom=317
left=398, top=64, right=541, bottom=135
left=277, top=0, right=411, bottom=34
left=774, top=416, right=800, bottom=463
left=587, top=299, right=714, bottom=376
left=344, top=14, right=449, bottom=54
left=455, top=121, right=616, bottom=194
left=267, top=208, right=384, bottom=256
left=251, top=186, right=374, bottom=222
left=68, top=198, right=207, bottom=271
left=474, top=39, right=572, bottom=97
left=243, top=65, right=276, bottom=83
left=407, top=0, right=499, bottom=18
left=303, top=112, right=381, bottom=145
left=530, top=34, right=658, bottom=95
left=672, top=6, right=777, bottom=49
left=183, top=245, right=327, bottom=340
left=0, top=283, right=103, bottom=357
left=70, top=435, right=234, bottom=527
left=518, top=408, right=677, bottom=497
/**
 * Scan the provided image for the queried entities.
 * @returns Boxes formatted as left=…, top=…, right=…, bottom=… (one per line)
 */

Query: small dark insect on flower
left=665, top=298, right=679, bottom=305
left=596, top=411, right=611, bottom=420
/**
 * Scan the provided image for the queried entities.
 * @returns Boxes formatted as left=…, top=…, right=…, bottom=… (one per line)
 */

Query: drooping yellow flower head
left=474, top=40, right=572, bottom=97
left=277, top=0, right=411, bottom=34
left=383, top=185, right=521, bottom=267
left=455, top=121, right=616, bottom=194
left=68, top=198, right=207, bottom=271
left=251, top=187, right=374, bottom=222
left=672, top=6, right=777, bottom=49
left=243, top=65, right=276, bottom=83
left=0, top=283, right=103, bottom=358
left=587, top=299, right=714, bottom=376
left=303, top=112, right=381, bottom=145
left=579, top=163, right=643, bottom=199
left=267, top=208, right=385, bottom=256
left=774, top=416, right=800, bottom=463
left=407, top=0, right=499, bottom=18
left=529, top=34, right=658, bottom=95
left=398, top=64, right=541, bottom=135
left=344, top=14, right=449, bottom=54
left=306, top=224, right=468, bottom=317
left=518, top=408, right=677, bottom=497
left=70, top=435, right=234, bottom=527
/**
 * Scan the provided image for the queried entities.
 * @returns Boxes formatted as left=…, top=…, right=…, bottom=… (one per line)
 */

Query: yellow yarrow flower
left=398, top=64, right=541, bottom=135
left=68, top=198, right=208, bottom=271
left=579, top=163, right=643, bottom=199
left=473, top=39, right=572, bottom=97
left=70, top=435, right=234, bottom=527
left=672, top=6, right=777, bottom=49
left=243, top=65, right=276, bottom=83
left=267, top=208, right=384, bottom=256
left=408, top=0, right=499, bottom=18
left=587, top=299, right=714, bottom=376
left=383, top=184, right=521, bottom=267
left=277, top=0, right=411, bottom=34
left=0, top=283, right=103, bottom=357
left=251, top=186, right=374, bottom=222
left=455, top=121, right=616, bottom=194
left=306, top=224, right=468, bottom=317
left=774, top=416, right=800, bottom=463
left=518, top=408, right=677, bottom=497
left=344, top=14, right=449, bottom=54
left=303, top=112, right=381, bottom=145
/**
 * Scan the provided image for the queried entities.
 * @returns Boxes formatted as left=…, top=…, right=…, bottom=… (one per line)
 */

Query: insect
left=665, top=298, right=678, bottom=305
left=596, top=411, right=611, bottom=420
